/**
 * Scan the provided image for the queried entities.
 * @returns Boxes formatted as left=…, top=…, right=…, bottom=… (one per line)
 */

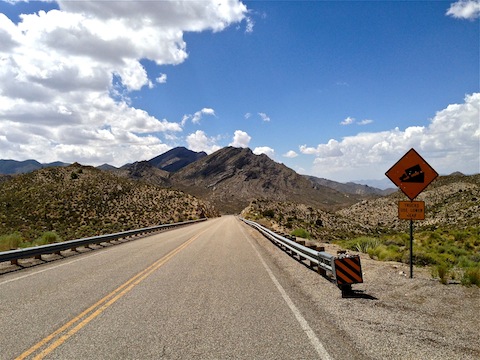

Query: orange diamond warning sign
left=386, top=148, right=438, bottom=200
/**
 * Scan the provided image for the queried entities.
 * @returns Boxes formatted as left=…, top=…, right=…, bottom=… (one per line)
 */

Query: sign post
left=386, top=149, right=438, bottom=278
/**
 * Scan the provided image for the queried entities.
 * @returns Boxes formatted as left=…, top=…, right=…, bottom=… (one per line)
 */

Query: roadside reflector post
left=333, top=255, right=363, bottom=295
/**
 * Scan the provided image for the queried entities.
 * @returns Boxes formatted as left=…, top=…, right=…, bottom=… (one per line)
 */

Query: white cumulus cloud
left=358, top=119, right=374, bottom=125
left=301, top=93, right=480, bottom=181
left=229, top=130, right=251, bottom=148
left=156, top=73, right=167, bottom=84
left=340, top=116, right=355, bottom=125
left=340, top=117, right=374, bottom=126
left=253, top=146, right=275, bottom=159
left=186, top=130, right=221, bottom=154
left=283, top=150, right=298, bottom=158
left=0, top=1, right=247, bottom=166
left=192, top=108, right=216, bottom=124
left=258, top=112, right=271, bottom=122
left=446, top=0, right=480, bottom=20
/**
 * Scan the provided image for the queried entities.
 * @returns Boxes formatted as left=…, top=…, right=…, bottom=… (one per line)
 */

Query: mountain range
left=1, top=147, right=390, bottom=214
left=1, top=146, right=477, bottom=247
left=115, top=147, right=379, bottom=213
left=0, top=159, right=69, bottom=175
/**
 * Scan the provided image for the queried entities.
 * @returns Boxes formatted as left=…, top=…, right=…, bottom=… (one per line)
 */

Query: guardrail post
left=313, top=246, right=325, bottom=276
left=307, top=244, right=317, bottom=268
left=296, top=240, right=305, bottom=260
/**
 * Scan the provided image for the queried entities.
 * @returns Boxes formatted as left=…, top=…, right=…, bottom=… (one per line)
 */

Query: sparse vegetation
left=0, top=232, right=24, bottom=251
left=433, top=264, right=450, bottom=285
left=0, top=164, right=217, bottom=246
left=0, top=231, right=62, bottom=251
left=241, top=174, right=479, bottom=287
left=335, top=228, right=480, bottom=286
left=461, top=267, right=480, bottom=287
left=290, top=228, right=311, bottom=239
left=33, top=231, right=62, bottom=246
left=262, top=209, right=275, bottom=218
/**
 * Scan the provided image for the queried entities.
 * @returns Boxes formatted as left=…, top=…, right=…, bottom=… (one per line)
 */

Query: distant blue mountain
left=352, top=178, right=397, bottom=191
left=0, top=159, right=69, bottom=174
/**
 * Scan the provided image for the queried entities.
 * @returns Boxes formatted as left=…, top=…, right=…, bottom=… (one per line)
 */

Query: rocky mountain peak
left=170, top=146, right=361, bottom=214
left=148, top=147, right=207, bottom=172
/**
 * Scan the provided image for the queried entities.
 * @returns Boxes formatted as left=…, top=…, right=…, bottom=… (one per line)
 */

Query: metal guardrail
left=0, top=218, right=207, bottom=265
left=240, top=218, right=363, bottom=293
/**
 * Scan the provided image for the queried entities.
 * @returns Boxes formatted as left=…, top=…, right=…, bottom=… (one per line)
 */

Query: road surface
left=0, top=216, right=364, bottom=359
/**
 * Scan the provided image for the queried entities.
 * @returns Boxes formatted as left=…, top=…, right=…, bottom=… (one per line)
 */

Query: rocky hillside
left=169, top=147, right=363, bottom=214
left=241, top=199, right=368, bottom=242
left=338, top=173, right=479, bottom=232
left=241, top=173, right=479, bottom=240
left=0, top=164, right=217, bottom=242
left=116, top=161, right=171, bottom=187
left=148, top=147, right=207, bottom=172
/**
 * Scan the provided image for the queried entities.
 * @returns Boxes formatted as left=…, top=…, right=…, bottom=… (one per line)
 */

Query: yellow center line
left=16, top=231, right=204, bottom=360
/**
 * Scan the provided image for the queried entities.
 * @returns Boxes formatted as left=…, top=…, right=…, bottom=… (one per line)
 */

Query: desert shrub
left=34, top=231, right=61, bottom=246
left=262, top=209, right=275, bottom=218
left=461, top=266, right=480, bottom=287
left=353, top=237, right=381, bottom=253
left=291, top=228, right=311, bottom=239
left=453, top=230, right=469, bottom=242
left=383, top=233, right=408, bottom=247
left=427, top=231, right=443, bottom=242
left=435, top=264, right=450, bottom=285
left=413, top=250, right=436, bottom=266
left=0, top=232, right=25, bottom=251
left=367, top=244, right=403, bottom=262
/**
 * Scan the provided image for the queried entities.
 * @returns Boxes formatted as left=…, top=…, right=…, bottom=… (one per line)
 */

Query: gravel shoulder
left=245, top=223, right=480, bottom=360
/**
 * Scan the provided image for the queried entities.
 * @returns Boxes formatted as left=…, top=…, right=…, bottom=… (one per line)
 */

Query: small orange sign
left=386, top=148, right=438, bottom=200
left=398, top=201, right=425, bottom=220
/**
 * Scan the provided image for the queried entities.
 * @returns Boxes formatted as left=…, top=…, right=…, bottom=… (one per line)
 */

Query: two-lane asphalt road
left=0, top=216, right=362, bottom=359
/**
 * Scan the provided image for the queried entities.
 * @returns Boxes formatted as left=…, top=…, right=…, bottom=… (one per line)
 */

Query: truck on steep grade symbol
left=399, top=164, right=425, bottom=183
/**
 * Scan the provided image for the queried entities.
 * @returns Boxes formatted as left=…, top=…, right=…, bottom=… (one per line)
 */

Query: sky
left=0, top=0, right=478, bottom=184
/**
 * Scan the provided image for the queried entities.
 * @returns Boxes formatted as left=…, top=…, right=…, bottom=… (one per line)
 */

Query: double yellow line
left=16, top=233, right=202, bottom=360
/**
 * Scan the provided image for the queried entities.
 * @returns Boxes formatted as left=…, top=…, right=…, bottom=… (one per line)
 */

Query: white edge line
left=239, top=222, right=334, bottom=360
left=0, top=250, right=105, bottom=286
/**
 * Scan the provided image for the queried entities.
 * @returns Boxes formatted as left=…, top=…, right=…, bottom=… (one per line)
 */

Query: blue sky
left=0, top=0, right=478, bottom=183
